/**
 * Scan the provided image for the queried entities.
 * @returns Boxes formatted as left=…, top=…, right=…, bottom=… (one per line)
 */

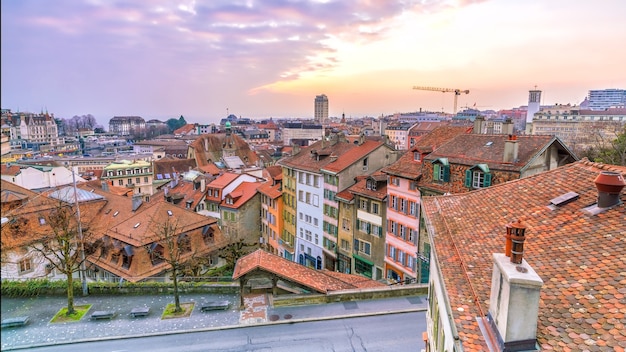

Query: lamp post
left=72, top=168, right=89, bottom=296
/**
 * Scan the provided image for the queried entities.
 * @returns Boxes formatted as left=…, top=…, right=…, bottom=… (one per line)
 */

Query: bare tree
left=219, top=238, right=257, bottom=272
left=2, top=196, right=100, bottom=315
left=149, top=217, right=192, bottom=313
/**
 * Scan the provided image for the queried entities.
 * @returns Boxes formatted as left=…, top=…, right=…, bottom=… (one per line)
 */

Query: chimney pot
left=508, top=220, right=527, bottom=264
left=594, top=171, right=625, bottom=208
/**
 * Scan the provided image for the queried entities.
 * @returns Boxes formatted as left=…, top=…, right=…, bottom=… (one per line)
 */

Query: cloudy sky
left=2, top=0, right=625, bottom=127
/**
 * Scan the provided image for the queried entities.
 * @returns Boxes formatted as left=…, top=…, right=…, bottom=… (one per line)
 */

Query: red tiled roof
left=348, top=171, right=387, bottom=200
left=257, top=182, right=281, bottom=199
left=278, top=139, right=357, bottom=173
left=233, top=249, right=385, bottom=293
left=424, top=134, right=570, bottom=172
left=335, top=189, right=354, bottom=202
left=221, top=182, right=260, bottom=209
left=421, top=159, right=626, bottom=350
left=322, top=140, right=386, bottom=173
left=0, top=164, right=21, bottom=176
left=198, top=163, right=221, bottom=175
left=207, top=172, right=240, bottom=189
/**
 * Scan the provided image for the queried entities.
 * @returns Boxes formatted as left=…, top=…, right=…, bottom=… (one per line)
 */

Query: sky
left=2, top=0, right=626, bottom=128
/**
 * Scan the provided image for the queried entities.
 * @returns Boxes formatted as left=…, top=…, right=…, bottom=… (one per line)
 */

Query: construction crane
left=412, top=86, right=470, bottom=114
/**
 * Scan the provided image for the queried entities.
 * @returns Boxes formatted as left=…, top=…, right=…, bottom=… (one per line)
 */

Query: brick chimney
left=487, top=253, right=543, bottom=351
left=594, top=171, right=625, bottom=208
left=503, top=135, right=518, bottom=163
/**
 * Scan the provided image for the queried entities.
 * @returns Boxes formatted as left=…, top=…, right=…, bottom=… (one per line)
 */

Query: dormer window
left=432, top=158, right=450, bottom=183
left=225, top=197, right=234, bottom=205
left=413, top=152, right=421, bottom=161
left=366, top=179, right=377, bottom=191
left=465, top=164, right=492, bottom=189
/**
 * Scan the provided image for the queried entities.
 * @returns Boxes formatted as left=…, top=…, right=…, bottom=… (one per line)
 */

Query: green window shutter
left=484, top=173, right=492, bottom=187
left=356, top=219, right=361, bottom=229
left=433, top=163, right=440, bottom=180
left=378, top=226, right=383, bottom=236
left=443, top=165, right=450, bottom=182
left=465, top=169, right=472, bottom=187
left=366, top=223, right=371, bottom=234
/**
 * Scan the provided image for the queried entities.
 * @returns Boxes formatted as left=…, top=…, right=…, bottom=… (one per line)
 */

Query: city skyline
left=2, top=0, right=625, bottom=127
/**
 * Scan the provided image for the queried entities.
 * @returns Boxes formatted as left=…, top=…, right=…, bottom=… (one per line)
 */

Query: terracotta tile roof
left=322, top=140, right=386, bottom=174
left=421, top=159, right=626, bottom=350
left=221, top=182, right=260, bottom=209
left=174, top=124, right=196, bottom=135
left=278, top=139, right=357, bottom=173
left=424, top=134, right=571, bottom=172
left=335, top=189, right=354, bottom=202
left=100, top=196, right=216, bottom=247
left=153, top=157, right=197, bottom=176
left=207, top=172, right=240, bottom=189
left=233, top=249, right=385, bottom=293
left=198, top=162, right=221, bottom=176
left=348, top=171, right=388, bottom=200
left=188, top=133, right=259, bottom=167
left=0, top=164, right=21, bottom=176
left=264, top=165, right=283, bottom=181
left=257, top=182, right=281, bottom=199
left=383, top=126, right=469, bottom=179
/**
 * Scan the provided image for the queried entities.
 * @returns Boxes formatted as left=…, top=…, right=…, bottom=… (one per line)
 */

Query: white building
left=587, top=89, right=626, bottom=110
left=295, top=169, right=324, bottom=269
left=282, top=122, right=324, bottom=146
left=1, top=163, right=85, bottom=190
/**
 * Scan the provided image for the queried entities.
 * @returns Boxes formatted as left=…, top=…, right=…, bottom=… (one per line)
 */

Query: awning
left=353, top=254, right=373, bottom=266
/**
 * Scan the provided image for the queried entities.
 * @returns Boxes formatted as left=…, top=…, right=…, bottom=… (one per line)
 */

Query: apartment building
left=278, top=133, right=399, bottom=270
left=384, top=122, right=415, bottom=150
left=108, top=116, right=146, bottom=136
left=258, top=167, right=283, bottom=256
left=101, top=159, right=155, bottom=197
left=282, top=122, right=323, bottom=146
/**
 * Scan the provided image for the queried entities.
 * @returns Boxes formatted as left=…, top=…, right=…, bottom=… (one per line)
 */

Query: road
left=25, top=312, right=426, bottom=352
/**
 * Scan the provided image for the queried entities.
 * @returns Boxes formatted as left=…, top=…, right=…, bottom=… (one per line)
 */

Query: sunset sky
left=2, top=0, right=625, bottom=127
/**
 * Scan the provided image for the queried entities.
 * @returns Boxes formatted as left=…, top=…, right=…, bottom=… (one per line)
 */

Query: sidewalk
left=1, top=293, right=427, bottom=350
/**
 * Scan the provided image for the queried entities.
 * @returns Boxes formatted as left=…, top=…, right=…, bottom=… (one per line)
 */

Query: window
left=366, top=179, right=377, bottom=190
left=342, top=218, right=350, bottom=231
left=144, top=177, right=148, bottom=183
left=465, top=165, right=492, bottom=189
left=413, top=152, right=421, bottom=161
left=178, top=234, right=191, bottom=254
left=149, top=243, right=164, bottom=265
left=409, top=202, right=417, bottom=216
left=341, top=239, right=350, bottom=250
left=354, top=239, right=371, bottom=255
left=432, top=159, right=450, bottom=182
left=360, top=199, right=368, bottom=210
left=118, top=179, right=123, bottom=186
left=136, top=177, right=141, bottom=184
left=390, top=176, right=400, bottom=186
left=18, top=258, right=33, bottom=274
left=371, top=202, right=379, bottom=214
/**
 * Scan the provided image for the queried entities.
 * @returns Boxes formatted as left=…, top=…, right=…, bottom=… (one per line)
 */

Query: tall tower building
left=314, top=94, right=329, bottom=123
left=525, top=89, right=541, bottom=134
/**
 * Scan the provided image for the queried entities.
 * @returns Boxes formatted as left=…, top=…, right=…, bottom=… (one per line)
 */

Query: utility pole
left=72, top=168, right=89, bottom=296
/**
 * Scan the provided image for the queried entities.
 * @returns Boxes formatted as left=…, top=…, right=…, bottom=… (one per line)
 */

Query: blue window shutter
left=484, top=173, right=492, bottom=187
left=465, top=170, right=472, bottom=187
left=433, top=163, right=440, bottom=180
left=443, top=165, right=450, bottom=182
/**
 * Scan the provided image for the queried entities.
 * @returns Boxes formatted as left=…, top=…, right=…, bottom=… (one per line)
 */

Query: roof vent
left=594, top=171, right=625, bottom=208
left=548, top=191, right=579, bottom=208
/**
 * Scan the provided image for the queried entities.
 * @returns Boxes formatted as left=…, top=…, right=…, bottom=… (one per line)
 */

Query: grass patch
left=50, top=304, right=92, bottom=323
left=161, top=302, right=195, bottom=320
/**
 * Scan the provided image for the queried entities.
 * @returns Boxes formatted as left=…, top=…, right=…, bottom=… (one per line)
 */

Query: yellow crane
left=412, top=86, right=470, bottom=114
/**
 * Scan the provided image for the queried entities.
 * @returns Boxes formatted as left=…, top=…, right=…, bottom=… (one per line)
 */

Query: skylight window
left=113, top=211, right=119, bottom=217
left=485, top=141, right=493, bottom=146
left=167, top=210, right=173, bottom=216
left=134, top=222, right=141, bottom=228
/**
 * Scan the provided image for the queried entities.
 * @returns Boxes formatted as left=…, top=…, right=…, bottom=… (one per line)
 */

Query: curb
left=2, top=307, right=426, bottom=351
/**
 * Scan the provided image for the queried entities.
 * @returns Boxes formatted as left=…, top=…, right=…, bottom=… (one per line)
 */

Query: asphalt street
left=1, top=293, right=428, bottom=351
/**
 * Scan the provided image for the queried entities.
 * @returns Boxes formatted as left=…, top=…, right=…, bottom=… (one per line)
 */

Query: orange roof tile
left=421, top=159, right=626, bottom=350
left=233, top=249, right=385, bottom=293
left=322, top=140, right=386, bottom=174
left=221, top=182, right=260, bottom=209
left=257, top=182, right=282, bottom=199
left=207, top=172, right=240, bottom=189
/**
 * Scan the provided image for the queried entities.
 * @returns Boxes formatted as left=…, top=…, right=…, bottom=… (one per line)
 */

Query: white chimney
left=487, top=253, right=543, bottom=351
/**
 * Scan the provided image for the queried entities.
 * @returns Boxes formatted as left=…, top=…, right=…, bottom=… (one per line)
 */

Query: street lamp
left=72, top=168, right=89, bottom=296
